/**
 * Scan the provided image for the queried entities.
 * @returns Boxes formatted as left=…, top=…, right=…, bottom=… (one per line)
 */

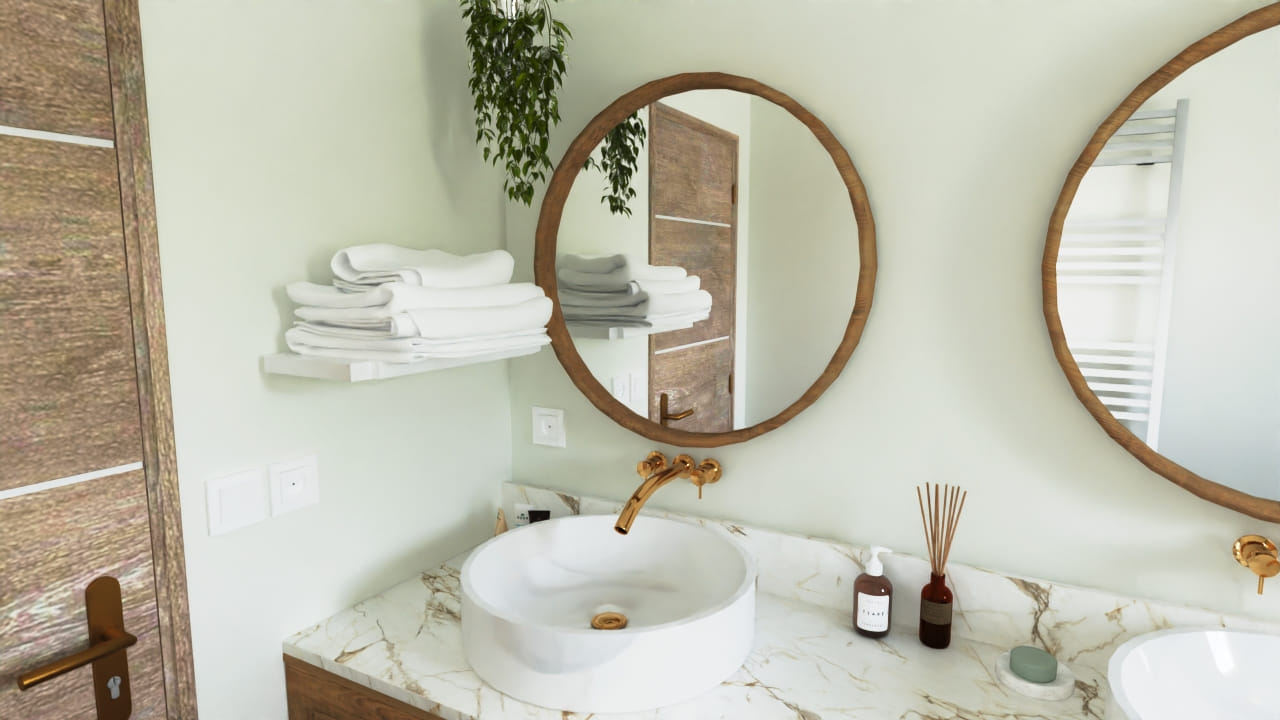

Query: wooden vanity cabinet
left=284, top=655, right=444, bottom=720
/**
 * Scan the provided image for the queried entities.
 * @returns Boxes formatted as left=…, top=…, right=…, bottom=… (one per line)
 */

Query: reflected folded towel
left=562, top=304, right=648, bottom=320
left=404, top=295, right=552, bottom=340
left=565, top=317, right=653, bottom=328
left=559, top=286, right=648, bottom=309
left=557, top=253, right=628, bottom=274
left=287, top=282, right=544, bottom=312
left=285, top=334, right=550, bottom=364
left=647, top=289, right=713, bottom=316
left=557, top=263, right=687, bottom=292
left=635, top=276, right=701, bottom=295
left=331, top=244, right=514, bottom=287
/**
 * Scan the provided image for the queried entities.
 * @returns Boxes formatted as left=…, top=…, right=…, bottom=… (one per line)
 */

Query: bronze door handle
left=659, top=392, right=695, bottom=426
left=16, top=576, right=135, bottom=720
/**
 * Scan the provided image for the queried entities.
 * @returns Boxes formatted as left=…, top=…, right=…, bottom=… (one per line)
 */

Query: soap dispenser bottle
left=854, top=546, right=893, bottom=638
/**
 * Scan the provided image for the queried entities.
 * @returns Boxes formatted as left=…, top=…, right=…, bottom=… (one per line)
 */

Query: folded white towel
left=290, top=314, right=420, bottom=337
left=647, top=289, right=713, bottom=316
left=405, top=295, right=552, bottom=340
left=635, top=275, right=702, bottom=295
left=331, top=244, right=515, bottom=288
left=285, top=333, right=550, bottom=364
left=559, top=286, right=649, bottom=309
left=286, top=326, right=549, bottom=354
left=557, top=263, right=688, bottom=292
left=287, top=282, right=544, bottom=312
left=557, top=253, right=628, bottom=274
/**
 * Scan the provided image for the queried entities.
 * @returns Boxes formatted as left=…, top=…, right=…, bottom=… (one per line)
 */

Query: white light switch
left=532, top=407, right=566, bottom=448
left=206, top=468, right=269, bottom=536
left=270, top=455, right=319, bottom=516
left=611, top=375, right=630, bottom=403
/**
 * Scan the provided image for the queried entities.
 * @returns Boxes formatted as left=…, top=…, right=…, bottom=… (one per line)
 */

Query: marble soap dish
left=995, top=650, right=1076, bottom=701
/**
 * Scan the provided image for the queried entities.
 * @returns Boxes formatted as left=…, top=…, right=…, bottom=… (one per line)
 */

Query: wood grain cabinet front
left=283, top=655, right=445, bottom=720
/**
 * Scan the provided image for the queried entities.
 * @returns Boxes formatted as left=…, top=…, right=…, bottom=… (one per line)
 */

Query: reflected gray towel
left=557, top=253, right=628, bottom=274
left=557, top=263, right=688, bottom=291
left=559, top=285, right=648, bottom=309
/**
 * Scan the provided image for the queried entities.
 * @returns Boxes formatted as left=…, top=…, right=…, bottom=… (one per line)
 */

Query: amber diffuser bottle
left=918, top=573, right=953, bottom=648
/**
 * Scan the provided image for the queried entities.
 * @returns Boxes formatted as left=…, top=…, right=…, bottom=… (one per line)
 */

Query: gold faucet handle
left=1234, top=535, right=1279, bottom=595
left=637, top=451, right=668, bottom=478
left=689, top=458, right=722, bottom=499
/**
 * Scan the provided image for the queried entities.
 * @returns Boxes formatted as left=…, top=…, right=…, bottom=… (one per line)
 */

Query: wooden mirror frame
left=534, top=72, right=877, bottom=448
left=1043, top=4, right=1280, bottom=521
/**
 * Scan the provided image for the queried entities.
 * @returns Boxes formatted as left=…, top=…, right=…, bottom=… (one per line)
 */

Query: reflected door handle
left=659, top=392, right=695, bottom=426
left=16, top=576, right=135, bottom=720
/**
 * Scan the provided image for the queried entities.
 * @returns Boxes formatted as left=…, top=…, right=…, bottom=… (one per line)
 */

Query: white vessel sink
left=460, top=514, right=756, bottom=713
left=1107, top=628, right=1280, bottom=719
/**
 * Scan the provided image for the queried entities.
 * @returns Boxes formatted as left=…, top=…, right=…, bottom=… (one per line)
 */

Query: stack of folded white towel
left=283, top=244, right=552, bottom=363
left=556, top=254, right=713, bottom=330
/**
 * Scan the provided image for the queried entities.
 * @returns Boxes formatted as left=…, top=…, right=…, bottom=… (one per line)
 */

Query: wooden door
left=0, top=0, right=196, bottom=717
left=647, top=102, right=737, bottom=432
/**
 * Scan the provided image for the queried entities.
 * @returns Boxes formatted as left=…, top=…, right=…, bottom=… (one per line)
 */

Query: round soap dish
left=995, top=650, right=1075, bottom=701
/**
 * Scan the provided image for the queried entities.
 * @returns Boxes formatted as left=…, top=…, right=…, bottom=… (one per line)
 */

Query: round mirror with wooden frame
left=1043, top=4, right=1280, bottom=521
left=535, top=73, right=876, bottom=447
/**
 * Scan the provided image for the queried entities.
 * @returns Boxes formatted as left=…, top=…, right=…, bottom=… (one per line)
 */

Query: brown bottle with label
left=853, top=547, right=893, bottom=638
left=919, top=573, right=953, bottom=648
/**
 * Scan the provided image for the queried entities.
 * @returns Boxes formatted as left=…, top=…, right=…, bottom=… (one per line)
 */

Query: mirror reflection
left=1057, top=27, right=1280, bottom=499
left=556, top=89, right=860, bottom=432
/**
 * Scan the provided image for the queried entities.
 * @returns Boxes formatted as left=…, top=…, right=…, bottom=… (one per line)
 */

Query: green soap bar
left=1010, top=645, right=1058, bottom=684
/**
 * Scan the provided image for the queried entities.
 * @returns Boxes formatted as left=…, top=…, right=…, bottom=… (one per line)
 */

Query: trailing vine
left=460, top=0, right=647, bottom=215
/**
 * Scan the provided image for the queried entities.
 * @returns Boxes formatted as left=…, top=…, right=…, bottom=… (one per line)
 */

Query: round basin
left=1107, top=628, right=1280, bottom=719
left=460, top=514, right=756, bottom=713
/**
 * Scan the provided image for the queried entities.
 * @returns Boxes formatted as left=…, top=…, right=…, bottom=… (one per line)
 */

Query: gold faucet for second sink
left=614, top=451, right=721, bottom=535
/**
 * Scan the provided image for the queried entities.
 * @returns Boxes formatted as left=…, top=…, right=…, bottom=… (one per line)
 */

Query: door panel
left=650, top=339, right=733, bottom=433
left=0, top=135, right=143, bottom=491
left=649, top=220, right=733, bottom=351
left=0, top=0, right=115, bottom=139
left=649, top=106, right=736, bottom=225
left=0, top=469, right=165, bottom=717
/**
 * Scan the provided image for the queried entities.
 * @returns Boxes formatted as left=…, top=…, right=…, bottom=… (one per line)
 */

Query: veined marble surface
left=282, top=483, right=1280, bottom=720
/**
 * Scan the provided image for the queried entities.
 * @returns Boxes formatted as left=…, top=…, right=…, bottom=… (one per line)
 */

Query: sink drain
left=590, top=611, right=628, bottom=630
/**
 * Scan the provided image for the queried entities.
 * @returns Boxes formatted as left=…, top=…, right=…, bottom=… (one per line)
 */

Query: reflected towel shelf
left=261, top=345, right=543, bottom=382
left=567, top=321, right=696, bottom=340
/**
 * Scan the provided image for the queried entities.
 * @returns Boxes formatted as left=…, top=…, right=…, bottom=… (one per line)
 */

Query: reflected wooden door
left=0, top=0, right=195, bottom=717
left=647, top=102, right=737, bottom=433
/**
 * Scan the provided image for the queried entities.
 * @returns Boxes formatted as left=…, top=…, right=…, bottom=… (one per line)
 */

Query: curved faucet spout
left=615, top=455, right=693, bottom=534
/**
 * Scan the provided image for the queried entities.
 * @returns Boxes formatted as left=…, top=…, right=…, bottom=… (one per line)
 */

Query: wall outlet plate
left=206, top=468, right=269, bottom=535
left=532, top=407, right=566, bottom=448
left=269, top=455, right=319, bottom=516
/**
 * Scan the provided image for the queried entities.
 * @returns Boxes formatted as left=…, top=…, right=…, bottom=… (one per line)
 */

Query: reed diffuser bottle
left=915, top=483, right=967, bottom=649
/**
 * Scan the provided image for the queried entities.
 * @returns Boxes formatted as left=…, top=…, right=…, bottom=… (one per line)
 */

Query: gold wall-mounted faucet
left=615, top=451, right=722, bottom=535
left=1233, top=535, right=1279, bottom=595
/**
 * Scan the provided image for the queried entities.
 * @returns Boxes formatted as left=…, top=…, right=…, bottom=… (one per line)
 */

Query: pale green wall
left=506, top=0, right=1280, bottom=626
left=139, top=1, right=509, bottom=718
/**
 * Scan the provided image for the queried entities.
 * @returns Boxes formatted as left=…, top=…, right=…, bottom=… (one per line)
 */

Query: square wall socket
left=532, top=407, right=566, bottom=448
left=270, top=455, right=319, bottom=516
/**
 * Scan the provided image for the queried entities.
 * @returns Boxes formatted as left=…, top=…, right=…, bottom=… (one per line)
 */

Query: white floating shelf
left=262, top=345, right=543, bottom=382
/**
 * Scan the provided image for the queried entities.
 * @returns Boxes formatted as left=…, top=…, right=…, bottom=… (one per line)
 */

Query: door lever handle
left=659, top=392, right=695, bottom=426
left=16, top=576, right=135, bottom=720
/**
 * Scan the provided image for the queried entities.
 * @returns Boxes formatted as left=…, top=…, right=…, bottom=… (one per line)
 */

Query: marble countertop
left=284, top=552, right=1108, bottom=720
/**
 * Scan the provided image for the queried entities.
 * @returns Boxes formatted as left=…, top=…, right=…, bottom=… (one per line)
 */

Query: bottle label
left=856, top=593, right=890, bottom=632
left=920, top=598, right=953, bottom=626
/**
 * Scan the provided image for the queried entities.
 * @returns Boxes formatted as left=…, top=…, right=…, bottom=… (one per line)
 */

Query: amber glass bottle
left=918, top=573, right=953, bottom=648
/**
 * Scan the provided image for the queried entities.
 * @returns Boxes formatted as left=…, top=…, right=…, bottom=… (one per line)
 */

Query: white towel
left=286, top=326, right=549, bottom=354
left=285, top=334, right=550, bottom=364
left=287, top=282, right=545, bottom=312
left=331, top=244, right=514, bottom=288
left=290, top=314, right=420, bottom=337
left=647, top=289, right=713, bottom=316
left=559, top=286, right=648, bottom=309
left=557, top=253, right=628, bottom=274
left=557, top=263, right=688, bottom=292
left=405, top=296, right=552, bottom=340
left=635, top=276, right=702, bottom=295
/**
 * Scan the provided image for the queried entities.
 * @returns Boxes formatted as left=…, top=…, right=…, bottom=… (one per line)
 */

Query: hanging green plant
left=460, top=0, right=647, bottom=214
left=461, top=0, right=569, bottom=206
left=583, top=112, right=647, bottom=217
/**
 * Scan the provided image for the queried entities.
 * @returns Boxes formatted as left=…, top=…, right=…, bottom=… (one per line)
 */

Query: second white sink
left=460, top=514, right=756, bottom=713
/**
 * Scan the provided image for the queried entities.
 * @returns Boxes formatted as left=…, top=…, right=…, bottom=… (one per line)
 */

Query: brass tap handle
left=689, top=458, right=722, bottom=499
left=659, top=393, right=695, bottom=427
left=1233, top=535, right=1279, bottom=595
left=637, top=451, right=668, bottom=478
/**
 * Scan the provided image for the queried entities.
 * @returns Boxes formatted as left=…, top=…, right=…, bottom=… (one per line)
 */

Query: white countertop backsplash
left=282, top=483, right=1280, bottom=719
